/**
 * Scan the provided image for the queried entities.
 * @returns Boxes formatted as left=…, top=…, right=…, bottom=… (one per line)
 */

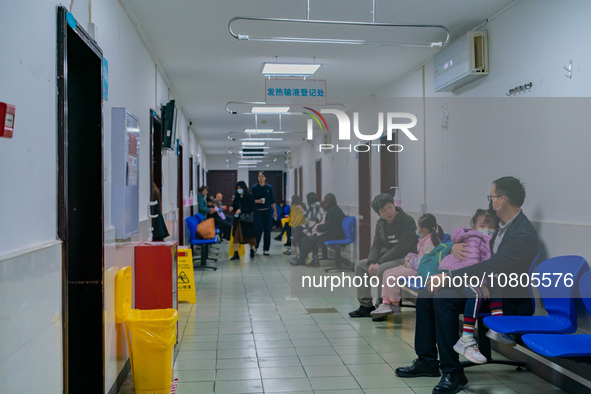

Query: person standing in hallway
left=251, top=171, right=278, bottom=255
left=349, top=193, right=418, bottom=319
left=229, top=181, right=256, bottom=260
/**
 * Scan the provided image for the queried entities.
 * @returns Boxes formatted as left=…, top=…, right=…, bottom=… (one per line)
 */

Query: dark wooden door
left=177, top=143, right=184, bottom=245
left=315, top=160, right=322, bottom=202
left=293, top=168, right=298, bottom=199
left=358, top=150, right=371, bottom=259
left=206, top=170, right=237, bottom=210
left=299, top=166, right=303, bottom=200
left=189, top=156, right=194, bottom=216
left=249, top=170, right=284, bottom=204
left=380, top=135, right=398, bottom=195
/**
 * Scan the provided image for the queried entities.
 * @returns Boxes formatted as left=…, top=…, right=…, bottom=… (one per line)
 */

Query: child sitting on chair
left=438, top=209, right=502, bottom=364
left=371, top=213, right=444, bottom=318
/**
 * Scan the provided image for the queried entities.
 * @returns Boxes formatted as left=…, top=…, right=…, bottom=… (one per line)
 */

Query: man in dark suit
left=395, top=176, right=539, bottom=394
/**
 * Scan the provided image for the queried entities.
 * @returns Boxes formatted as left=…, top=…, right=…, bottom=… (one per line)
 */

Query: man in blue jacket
left=395, top=176, right=539, bottom=394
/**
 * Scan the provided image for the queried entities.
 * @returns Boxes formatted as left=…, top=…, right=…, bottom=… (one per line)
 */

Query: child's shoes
left=453, top=337, right=487, bottom=364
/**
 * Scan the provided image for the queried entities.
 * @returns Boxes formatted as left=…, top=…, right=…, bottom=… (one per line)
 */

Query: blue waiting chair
left=484, top=255, right=589, bottom=336
left=324, top=216, right=356, bottom=272
left=522, top=271, right=591, bottom=360
left=195, top=213, right=222, bottom=256
left=185, top=216, right=218, bottom=271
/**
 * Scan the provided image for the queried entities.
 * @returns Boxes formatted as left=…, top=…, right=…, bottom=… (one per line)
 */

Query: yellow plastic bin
left=116, top=267, right=178, bottom=394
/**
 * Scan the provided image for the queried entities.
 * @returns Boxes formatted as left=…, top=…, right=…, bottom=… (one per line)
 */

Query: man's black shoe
left=348, top=305, right=375, bottom=318
left=372, top=316, right=387, bottom=322
left=284, top=241, right=291, bottom=246
left=432, top=372, right=468, bottom=394
left=395, top=359, right=441, bottom=378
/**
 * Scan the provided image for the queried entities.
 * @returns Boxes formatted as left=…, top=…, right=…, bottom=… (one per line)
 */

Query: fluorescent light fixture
left=251, top=106, right=290, bottom=114
left=239, top=165, right=257, bottom=168
left=239, top=137, right=284, bottom=141
left=245, top=129, right=274, bottom=134
left=239, top=151, right=268, bottom=155
left=262, top=63, right=321, bottom=76
left=242, top=141, right=266, bottom=146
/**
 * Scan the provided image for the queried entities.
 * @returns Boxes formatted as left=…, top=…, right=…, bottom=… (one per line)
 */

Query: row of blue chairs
left=403, top=254, right=591, bottom=369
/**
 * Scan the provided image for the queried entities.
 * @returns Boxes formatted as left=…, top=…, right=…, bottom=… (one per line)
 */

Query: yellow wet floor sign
left=177, top=248, right=196, bottom=303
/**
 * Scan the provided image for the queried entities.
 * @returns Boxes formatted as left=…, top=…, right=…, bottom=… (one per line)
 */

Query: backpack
left=417, top=242, right=452, bottom=280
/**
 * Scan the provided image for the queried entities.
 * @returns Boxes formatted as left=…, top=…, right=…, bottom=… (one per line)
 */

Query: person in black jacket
left=229, top=181, right=256, bottom=260
left=251, top=171, right=278, bottom=255
left=395, top=176, right=539, bottom=394
left=349, top=193, right=418, bottom=318
left=290, top=193, right=345, bottom=267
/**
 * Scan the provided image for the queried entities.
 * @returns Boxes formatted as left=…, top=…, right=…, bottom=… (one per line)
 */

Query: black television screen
left=161, top=99, right=176, bottom=150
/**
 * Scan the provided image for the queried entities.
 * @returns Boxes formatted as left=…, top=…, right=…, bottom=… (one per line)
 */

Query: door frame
left=57, top=6, right=105, bottom=392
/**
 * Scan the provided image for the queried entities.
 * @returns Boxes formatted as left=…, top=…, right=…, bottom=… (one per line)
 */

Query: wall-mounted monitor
left=161, top=99, right=176, bottom=150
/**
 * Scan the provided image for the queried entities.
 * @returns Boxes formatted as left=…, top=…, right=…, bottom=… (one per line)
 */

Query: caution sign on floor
left=177, top=248, right=196, bottom=303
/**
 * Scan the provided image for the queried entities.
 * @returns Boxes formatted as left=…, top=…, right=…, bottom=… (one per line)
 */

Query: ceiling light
left=239, top=151, right=268, bottom=155
left=242, top=141, right=266, bottom=146
left=272, top=158, right=277, bottom=163
left=262, top=63, right=321, bottom=76
left=251, top=106, right=290, bottom=114
left=245, top=129, right=274, bottom=134
left=239, top=137, right=283, bottom=141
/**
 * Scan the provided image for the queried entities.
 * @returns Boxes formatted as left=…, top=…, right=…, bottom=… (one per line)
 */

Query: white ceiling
left=125, top=0, right=513, bottom=160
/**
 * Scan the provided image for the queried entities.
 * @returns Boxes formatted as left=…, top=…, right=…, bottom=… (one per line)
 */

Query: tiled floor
left=119, top=239, right=565, bottom=394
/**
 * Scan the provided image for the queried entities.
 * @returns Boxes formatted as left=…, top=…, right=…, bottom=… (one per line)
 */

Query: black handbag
left=240, top=212, right=254, bottom=223
left=238, top=199, right=254, bottom=223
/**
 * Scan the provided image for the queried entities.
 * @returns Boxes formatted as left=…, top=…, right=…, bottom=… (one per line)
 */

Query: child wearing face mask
left=371, top=213, right=444, bottom=318
left=438, top=209, right=501, bottom=364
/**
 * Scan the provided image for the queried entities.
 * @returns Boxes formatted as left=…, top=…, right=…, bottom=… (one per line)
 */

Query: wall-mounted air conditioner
left=434, top=31, right=488, bottom=92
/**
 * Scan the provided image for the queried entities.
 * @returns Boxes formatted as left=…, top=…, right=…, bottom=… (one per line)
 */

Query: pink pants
left=381, top=266, right=418, bottom=305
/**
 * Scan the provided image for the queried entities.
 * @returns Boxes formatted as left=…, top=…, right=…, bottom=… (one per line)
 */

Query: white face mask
left=477, top=228, right=495, bottom=237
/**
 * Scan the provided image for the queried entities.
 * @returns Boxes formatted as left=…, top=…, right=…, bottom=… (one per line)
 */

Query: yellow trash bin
left=126, top=309, right=178, bottom=394
left=116, top=266, right=178, bottom=394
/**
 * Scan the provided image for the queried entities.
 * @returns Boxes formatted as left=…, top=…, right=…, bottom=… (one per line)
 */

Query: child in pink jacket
left=440, top=209, right=501, bottom=364
left=371, top=213, right=444, bottom=318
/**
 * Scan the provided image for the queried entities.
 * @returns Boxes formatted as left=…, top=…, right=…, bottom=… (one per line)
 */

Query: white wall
left=0, top=0, right=208, bottom=392
left=292, top=0, right=591, bottom=259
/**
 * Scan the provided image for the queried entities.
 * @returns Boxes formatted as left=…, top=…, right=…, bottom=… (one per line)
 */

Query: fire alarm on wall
left=0, top=102, right=15, bottom=139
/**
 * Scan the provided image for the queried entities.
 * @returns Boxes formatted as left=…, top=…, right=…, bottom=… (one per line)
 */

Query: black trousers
left=292, top=226, right=305, bottom=248
left=213, top=214, right=232, bottom=241
left=415, top=288, right=467, bottom=373
left=414, top=287, right=533, bottom=374
left=254, top=209, right=273, bottom=251
left=297, top=234, right=324, bottom=263
left=277, top=221, right=292, bottom=241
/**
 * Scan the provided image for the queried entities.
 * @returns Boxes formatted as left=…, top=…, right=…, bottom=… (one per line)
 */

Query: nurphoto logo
left=305, top=109, right=418, bottom=153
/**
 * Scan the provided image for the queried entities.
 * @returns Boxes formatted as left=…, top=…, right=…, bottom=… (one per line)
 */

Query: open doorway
left=57, top=6, right=104, bottom=392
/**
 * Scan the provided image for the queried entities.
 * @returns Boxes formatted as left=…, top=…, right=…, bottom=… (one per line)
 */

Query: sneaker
left=370, top=303, right=394, bottom=317
left=453, top=337, right=487, bottom=364
left=263, top=251, right=270, bottom=256
left=283, top=249, right=292, bottom=255
left=486, top=329, right=516, bottom=345
left=274, top=235, right=282, bottom=241
left=348, top=305, right=375, bottom=318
